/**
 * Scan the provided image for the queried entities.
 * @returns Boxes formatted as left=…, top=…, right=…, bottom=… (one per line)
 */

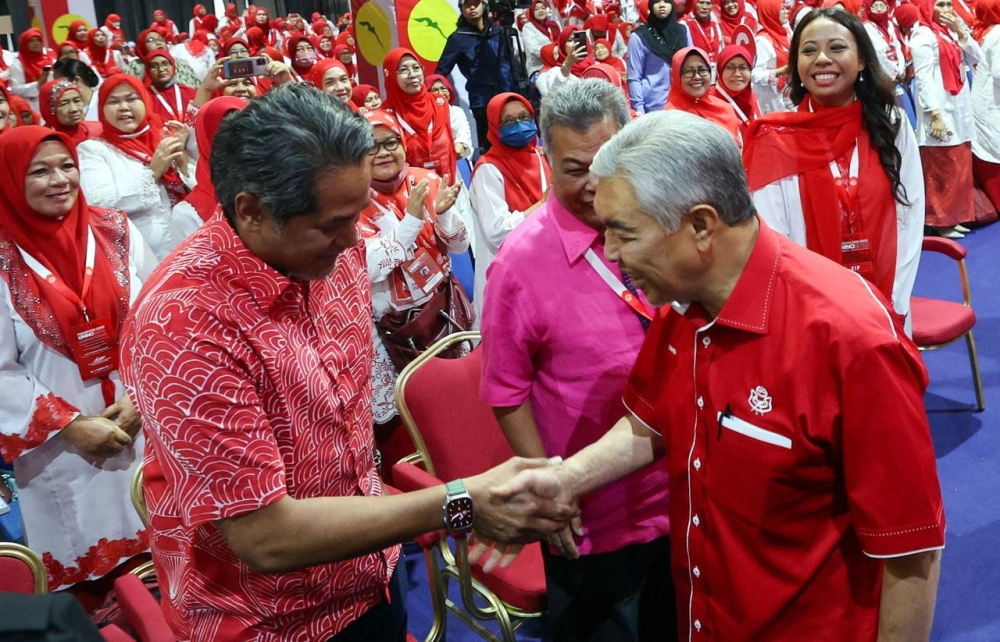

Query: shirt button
left=693, top=566, right=701, bottom=578
left=697, top=396, right=704, bottom=408
left=693, top=458, right=702, bottom=470
left=693, top=514, right=700, bottom=527
left=702, top=336, right=711, bottom=347
left=694, top=619, right=703, bottom=631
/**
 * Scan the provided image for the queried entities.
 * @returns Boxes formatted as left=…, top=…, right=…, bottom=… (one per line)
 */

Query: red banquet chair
left=0, top=541, right=47, bottom=594
left=910, top=237, right=985, bottom=411
left=392, top=331, right=546, bottom=642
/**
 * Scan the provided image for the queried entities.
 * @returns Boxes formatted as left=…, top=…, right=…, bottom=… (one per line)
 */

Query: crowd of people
left=0, top=0, right=993, bottom=639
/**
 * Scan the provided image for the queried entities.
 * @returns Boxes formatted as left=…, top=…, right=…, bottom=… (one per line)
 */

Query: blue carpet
left=404, top=222, right=1000, bottom=641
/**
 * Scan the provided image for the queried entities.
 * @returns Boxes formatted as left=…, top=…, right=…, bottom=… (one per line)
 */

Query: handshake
left=459, top=456, right=586, bottom=573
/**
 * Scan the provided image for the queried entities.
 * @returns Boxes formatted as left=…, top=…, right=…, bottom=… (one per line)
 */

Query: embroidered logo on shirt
left=748, top=386, right=772, bottom=415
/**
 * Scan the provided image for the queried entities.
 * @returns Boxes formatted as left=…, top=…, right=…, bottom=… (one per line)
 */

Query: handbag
left=376, top=273, right=475, bottom=372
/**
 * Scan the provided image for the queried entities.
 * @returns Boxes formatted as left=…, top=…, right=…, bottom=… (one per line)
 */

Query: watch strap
left=445, top=479, right=467, bottom=498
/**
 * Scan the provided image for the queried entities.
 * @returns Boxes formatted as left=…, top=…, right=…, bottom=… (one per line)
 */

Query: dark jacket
left=434, top=20, right=514, bottom=109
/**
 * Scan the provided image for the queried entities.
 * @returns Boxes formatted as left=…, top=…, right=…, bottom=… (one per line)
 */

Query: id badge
left=401, top=247, right=445, bottom=295
left=67, top=317, right=119, bottom=381
left=841, top=238, right=874, bottom=281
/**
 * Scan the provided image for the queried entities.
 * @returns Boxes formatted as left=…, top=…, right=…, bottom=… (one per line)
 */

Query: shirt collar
left=211, top=218, right=302, bottom=311
left=548, top=193, right=602, bottom=264
left=711, top=217, right=780, bottom=335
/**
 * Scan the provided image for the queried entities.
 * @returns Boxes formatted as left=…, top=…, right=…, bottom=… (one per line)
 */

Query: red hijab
left=0, top=82, right=12, bottom=132
left=86, top=28, right=121, bottom=77
left=105, top=14, right=126, bottom=47
left=527, top=0, right=562, bottom=40
left=308, top=59, right=356, bottom=109
left=67, top=21, right=89, bottom=48
left=756, top=0, right=791, bottom=68
left=17, top=29, right=55, bottom=83
left=382, top=48, right=457, bottom=179
left=582, top=62, right=634, bottom=106
left=185, top=96, right=246, bottom=221
left=40, top=80, right=102, bottom=145
left=246, top=27, right=268, bottom=54
left=540, top=42, right=561, bottom=70
left=665, top=48, right=744, bottom=142
left=914, top=0, right=965, bottom=95
left=352, top=84, right=381, bottom=109
left=137, top=26, right=169, bottom=61
left=98, top=74, right=179, bottom=185
left=0, top=126, right=129, bottom=392
left=712, top=45, right=761, bottom=126
left=152, top=9, right=178, bottom=36
left=594, top=38, right=627, bottom=73
left=192, top=4, right=207, bottom=32
left=333, top=44, right=358, bottom=79
left=558, top=27, right=596, bottom=76
left=9, top=95, right=41, bottom=127
left=474, top=93, right=551, bottom=212
left=744, top=97, right=897, bottom=302
left=425, top=74, right=458, bottom=104
left=974, top=0, right=1000, bottom=42
left=285, top=33, right=319, bottom=77
left=718, top=0, right=760, bottom=41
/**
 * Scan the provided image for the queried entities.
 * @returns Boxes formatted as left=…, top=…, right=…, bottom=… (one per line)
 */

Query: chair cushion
left=0, top=556, right=37, bottom=594
left=911, top=297, right=977, bottom=346
left=470, top=542, right=547, bottom=613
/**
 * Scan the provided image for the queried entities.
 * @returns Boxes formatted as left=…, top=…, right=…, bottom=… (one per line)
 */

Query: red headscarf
left=594, top=38, right=627, bottom=73
left=540, top=42, right=561, bottom=70
left=894, top=3, right=922, bottom=30
left=285, top=33, right=319, bottom=76
left=0, top=82, right=13, bottom=132
left=105, top=13, right=126, bottom=47
left=308, top=59, right=356, bottom=109
left=352, top=84, right=381, bottom=109
left=581, top=62, right=634, bottom=106
left=527, top=0, right=561, bottom=40
left=137, top=26, right=169, bottom=61
left=17, top=29, right=55, bottom=83
left=558, top=27, right=596, bottom=76
left=0, top=125, right=129, bottom=398
left=756, top=0, right=790, bottom=68
left=914, top=0, right=965, bottom=95
left=98, top=74, right=180, bottom=185
left=863, top=0, right=893, bottom=33
left=39, top=80, right=102, bottom=145
left=86, top=28, right=121, bottom=77
left=474, top=93, right=550, bottom=212
left=9, top=95, right=41, bottom=127
left=192, top=4, right=207, bottom=32
left=973, top=0, right=1000, bottom=43
left=382, top=48, right=457, bottom=179
left=185, top=96, right=246, bottom=221
left=333, top=44, right=358, bottom=79
left=665, top=47, right=744, bottom=143
left=712, top=45, right=761, bottom=127
left=152, top=9, right=178, bottom=40
left=67, top=20, right=89, bottom=48
left=145, top=50, right=197, bottom=121
left=744, top=97, right=897, bottom=302
left=425, top=74, right=458, bottom=105
left=246, top=27, right=268, bottom=54
left=718, top=0, right=759, bottom=41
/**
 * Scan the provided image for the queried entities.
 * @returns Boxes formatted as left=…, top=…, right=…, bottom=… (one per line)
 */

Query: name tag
left=67, top=317, right=118, bottom=381
left=841, top=238, right=874, bottom=282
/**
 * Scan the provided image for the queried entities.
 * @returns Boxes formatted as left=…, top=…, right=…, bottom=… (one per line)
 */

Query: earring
left=859, top=70, right=865, bottom=82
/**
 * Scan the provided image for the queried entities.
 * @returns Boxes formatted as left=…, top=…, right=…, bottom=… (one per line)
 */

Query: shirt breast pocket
left=708, top=412, right=797, bottom=528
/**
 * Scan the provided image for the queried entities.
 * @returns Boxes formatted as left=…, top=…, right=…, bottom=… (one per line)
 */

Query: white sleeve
left=449, top=105, right=474, bottom=158
left=434, top=206, right=471, bottom=254
left=892, top=116, right=925, bottom=329
left=960, top=34, right=983, bottom=66
left=520, top=23, right=549, bottom=74
left=911, top=32, right=942, bottom=113
left=752, top=36, right=777, bottom=86
left=8, top=60, right=39, bottom=101
left=469, top=163, right=527, bottom=253
left=752, top=175, right=806, bottom=245
left=364, top=213, right=426, bottom=283
left=127, top=219, right=160, bottom=282
left=77, top=142, right=163, bottom=215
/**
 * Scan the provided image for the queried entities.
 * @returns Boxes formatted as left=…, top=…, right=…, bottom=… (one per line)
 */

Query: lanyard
left=583, top=248, right=653, bottom=322
left=536, top=150, right=549, bottom=193
left=17, top=227, right=97, bottom=322
left=829, top=144, right=860, bottom=235
left=151, top=84, right=183, bottom=120
left=715, top=86, right=749, bottom=123
left=394, top=113, right=433, bottom=137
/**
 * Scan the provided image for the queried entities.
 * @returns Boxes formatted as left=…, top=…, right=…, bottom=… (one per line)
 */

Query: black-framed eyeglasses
left=723, top=64, right=751, bottom=74
left=369, top=137, right=402, bottom=155
left=499, top=114, right=533, bottom=127
left=149, top=61, right=174, bottom=71
left=681, top=66, right=711, bottom=78
left=396, top=64, right=424, bottom=77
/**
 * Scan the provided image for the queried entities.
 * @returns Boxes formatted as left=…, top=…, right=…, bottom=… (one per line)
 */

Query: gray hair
left=590, top=111, right=754, bottom=232
left=211, top=83, right=375, bottom=226
left=539, top=78, right=630, bottom=150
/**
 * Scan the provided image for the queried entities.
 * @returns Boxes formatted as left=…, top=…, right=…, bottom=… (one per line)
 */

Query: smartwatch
left=443, top=479, right=475, bottom=536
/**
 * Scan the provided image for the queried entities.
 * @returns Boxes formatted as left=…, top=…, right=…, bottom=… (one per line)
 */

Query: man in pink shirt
left=479, top=79, right=675, bottom=642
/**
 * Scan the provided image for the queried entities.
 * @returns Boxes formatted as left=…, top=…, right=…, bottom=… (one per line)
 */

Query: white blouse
left=78, top=138, right=202, bottom=261
left=864, top=22, right=907, bottom=81
left=910, top=25, right=982, bottom=147
left=752, top=36, right=792, bottom=115
left=0, top=219, right=157, bottom=589
left=972, top=27, right=1000, bottom=164
left=751, top=112, right=924, bottom=333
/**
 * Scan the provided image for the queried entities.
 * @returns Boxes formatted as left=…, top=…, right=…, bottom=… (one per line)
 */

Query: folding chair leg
left=965, top=331, right=986, bottom=412
left=423, top=548, right=448, bottom=642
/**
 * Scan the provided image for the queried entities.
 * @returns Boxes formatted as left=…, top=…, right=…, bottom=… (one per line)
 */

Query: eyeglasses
left=396, top=64, right=424, bottom=78
left=368, top=137, right=402, bottom=155
left=149, top=61, right=173, bottom=71
left=681, top=66, right=711, bottom=78
left=499, top=113, right=533, bottom=127
left=723, top=64, right=751, bottom=74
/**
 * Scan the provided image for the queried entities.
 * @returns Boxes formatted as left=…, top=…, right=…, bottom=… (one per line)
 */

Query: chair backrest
left=131, top=461, right=148, bottom=527
left=0, top=542, right=48, bottom=593
left=396, top=331, right=515, bottom=480
left=922, top=236, right=967, bottom=260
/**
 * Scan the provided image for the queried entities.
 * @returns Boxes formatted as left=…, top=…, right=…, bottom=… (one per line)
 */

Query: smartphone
left=572, top=30, right=591, bottom=51
left=41, top=65, right=52, bottom=72
left=222, top=56, right=268, bottom=80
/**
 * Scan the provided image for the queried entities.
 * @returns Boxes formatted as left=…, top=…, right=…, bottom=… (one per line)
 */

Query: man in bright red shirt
left=119, top=85, right=575, bottom=642
left=487, top=111, right=945, bottom=640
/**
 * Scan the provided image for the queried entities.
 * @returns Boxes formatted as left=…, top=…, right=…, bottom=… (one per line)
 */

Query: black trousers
left=326, top=569, right=407, bottom=642
left=541, top=536, right=678, bottom=642
left=471, top=106, right=490, bottom=154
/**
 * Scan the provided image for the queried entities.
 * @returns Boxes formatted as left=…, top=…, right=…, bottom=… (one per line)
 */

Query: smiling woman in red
left=665, top=46, right=743, bottom=144
left=39, top=80, right=102, bottom=146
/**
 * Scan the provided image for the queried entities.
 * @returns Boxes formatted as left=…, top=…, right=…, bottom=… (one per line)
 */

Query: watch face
left=447, top=497, right=474, bottom=531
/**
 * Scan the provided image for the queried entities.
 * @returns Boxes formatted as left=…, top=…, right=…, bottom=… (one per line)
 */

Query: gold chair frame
left=0, top=541, right=49, bottom=593
left=395, top=330, right=543, bottom=642
left=915, top=251, right=986, bottom=412
left=128, top=462, right=156, bottom=581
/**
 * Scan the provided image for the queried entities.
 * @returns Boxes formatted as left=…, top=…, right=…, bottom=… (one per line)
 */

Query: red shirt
left=119, top=217, right=399, bottom=642
left=147, top=83, right=197, bottom=123
left=623, top=220, right=944, bottom=640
